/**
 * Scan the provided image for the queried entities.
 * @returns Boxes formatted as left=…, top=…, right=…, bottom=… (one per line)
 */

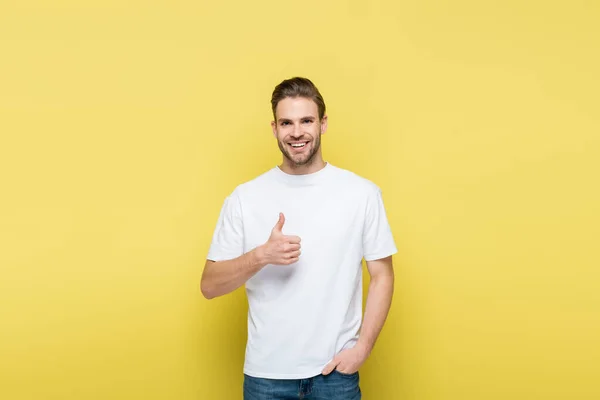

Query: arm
left=357, top=255, right=395, bottom=354
left=322, top=255, right=395, bottom=375
left=200, top=248, right=267, bottom=299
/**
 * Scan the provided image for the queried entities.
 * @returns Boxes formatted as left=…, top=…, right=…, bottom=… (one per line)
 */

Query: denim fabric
left=243, top=370, right=361, bottom=400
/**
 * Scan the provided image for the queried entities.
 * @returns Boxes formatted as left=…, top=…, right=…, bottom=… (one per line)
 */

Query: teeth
left=291, top=143, right=306, bottom=148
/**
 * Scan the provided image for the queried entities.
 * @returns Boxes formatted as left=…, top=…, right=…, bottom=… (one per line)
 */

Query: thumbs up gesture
left=258, top=213, right=302, bottom=265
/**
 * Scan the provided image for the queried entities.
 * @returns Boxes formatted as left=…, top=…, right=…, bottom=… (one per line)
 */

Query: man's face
left=271, top=96, right=327, bottom=167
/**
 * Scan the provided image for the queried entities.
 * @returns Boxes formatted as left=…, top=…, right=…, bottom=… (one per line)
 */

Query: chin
left=292, top=155, right=313, bottom=166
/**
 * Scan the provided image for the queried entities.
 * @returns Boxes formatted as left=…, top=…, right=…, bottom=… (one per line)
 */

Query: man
left=201, top=77, right=397, bottom=399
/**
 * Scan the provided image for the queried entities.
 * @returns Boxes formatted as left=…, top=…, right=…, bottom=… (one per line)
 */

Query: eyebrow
left=277, top=116, right=316, bottom=123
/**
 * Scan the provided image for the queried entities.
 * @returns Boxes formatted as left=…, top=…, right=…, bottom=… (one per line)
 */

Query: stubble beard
left=277, top=131, right=321, bottom=167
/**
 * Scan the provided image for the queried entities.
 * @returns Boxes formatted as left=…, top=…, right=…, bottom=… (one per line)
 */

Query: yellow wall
left=1, top=1, right=598, bottom=399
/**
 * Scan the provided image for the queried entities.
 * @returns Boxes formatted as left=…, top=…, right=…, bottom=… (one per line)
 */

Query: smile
left=289, top=142, right=308, bottom=148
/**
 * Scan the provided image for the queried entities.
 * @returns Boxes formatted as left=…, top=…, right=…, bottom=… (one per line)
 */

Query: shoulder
left=328, top=164, right=382, bottom=196
left=225, top=167, right=277, bottom=199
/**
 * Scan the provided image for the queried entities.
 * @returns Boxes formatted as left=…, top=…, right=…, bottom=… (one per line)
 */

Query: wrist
left=253, top=245, right=268, bottom=267
left=355, top=339, right=373, bottom=356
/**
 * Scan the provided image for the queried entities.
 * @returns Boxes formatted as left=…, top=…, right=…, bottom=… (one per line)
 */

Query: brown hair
left=271, top=77, right=326, bottom=121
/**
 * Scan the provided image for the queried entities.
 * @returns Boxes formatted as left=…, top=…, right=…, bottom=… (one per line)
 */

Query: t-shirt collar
left=273, top=162, right=333, bottom=186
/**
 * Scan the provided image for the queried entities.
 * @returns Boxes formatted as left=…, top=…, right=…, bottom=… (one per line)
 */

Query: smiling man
left=201, top=77, right=397, bottom=399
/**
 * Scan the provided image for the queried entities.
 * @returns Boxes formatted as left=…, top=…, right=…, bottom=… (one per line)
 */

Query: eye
left=280, top=121, right=289, bottom=126
left=302, top=119, right=312, bottom=124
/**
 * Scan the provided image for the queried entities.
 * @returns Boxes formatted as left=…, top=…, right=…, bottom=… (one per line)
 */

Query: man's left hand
left=321, top=343, right=370, bottom=375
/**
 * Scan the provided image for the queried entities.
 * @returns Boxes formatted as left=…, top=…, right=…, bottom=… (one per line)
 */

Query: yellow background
left=1, top=1, right=598, bottom=399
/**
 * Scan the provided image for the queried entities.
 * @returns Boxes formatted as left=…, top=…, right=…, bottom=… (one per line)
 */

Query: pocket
left=333, top=369, right=359, bottom=379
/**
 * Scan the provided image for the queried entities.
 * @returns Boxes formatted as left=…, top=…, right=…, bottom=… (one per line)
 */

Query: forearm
left=201, top=246, right=267, bottom=299
left=357, top=271, right=394, bottom=353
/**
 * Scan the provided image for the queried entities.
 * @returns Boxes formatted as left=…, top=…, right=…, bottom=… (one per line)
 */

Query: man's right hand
left=257, top=213, right=302, bottom=265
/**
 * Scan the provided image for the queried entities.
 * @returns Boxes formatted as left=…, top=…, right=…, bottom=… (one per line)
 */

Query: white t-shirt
left=206, top=162, right=397, bottom=379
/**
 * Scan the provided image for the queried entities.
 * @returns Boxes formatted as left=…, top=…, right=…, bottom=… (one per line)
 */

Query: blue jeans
left=243, top=370, right=361, bottom=400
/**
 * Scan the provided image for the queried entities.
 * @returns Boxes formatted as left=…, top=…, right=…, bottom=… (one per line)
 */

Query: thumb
left=321, top=358, right=339, bottom=376
left=272, top=212, right=285, bottom=233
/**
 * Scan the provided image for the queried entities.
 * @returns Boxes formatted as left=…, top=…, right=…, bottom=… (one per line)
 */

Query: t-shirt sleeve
left=363, top=186, right=398, bottom=261
left=206, top=190, right=244, bottom=262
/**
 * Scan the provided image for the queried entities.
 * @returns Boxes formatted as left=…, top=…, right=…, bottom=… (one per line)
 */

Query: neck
left=279, top=154, right=326, bottom=175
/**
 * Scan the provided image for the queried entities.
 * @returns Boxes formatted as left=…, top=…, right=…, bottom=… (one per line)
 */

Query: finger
left=286, top=250, right=301, bottom=258
left=284, top=257, right=299, bottom=265
left=285, top=235, right=301, bottom=244
left=321, top=360, right=339, bottom=375
left=335, top=365, right=353, bottom=374
left=273, top=213, right=285, bottom=233
left=284, top=243, right=301, bottom=252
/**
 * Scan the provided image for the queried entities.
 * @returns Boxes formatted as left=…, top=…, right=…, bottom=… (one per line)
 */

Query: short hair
left=271, top=77, right=326, bottom=121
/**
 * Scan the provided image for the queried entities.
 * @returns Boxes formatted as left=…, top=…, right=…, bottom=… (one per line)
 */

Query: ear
left=271, top=120, right=277, bottom=137
left=320, top=114, right=328, bottom=134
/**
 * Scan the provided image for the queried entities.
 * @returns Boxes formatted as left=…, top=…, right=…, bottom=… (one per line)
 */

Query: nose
left=291, top=122, right=303, bottom=138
